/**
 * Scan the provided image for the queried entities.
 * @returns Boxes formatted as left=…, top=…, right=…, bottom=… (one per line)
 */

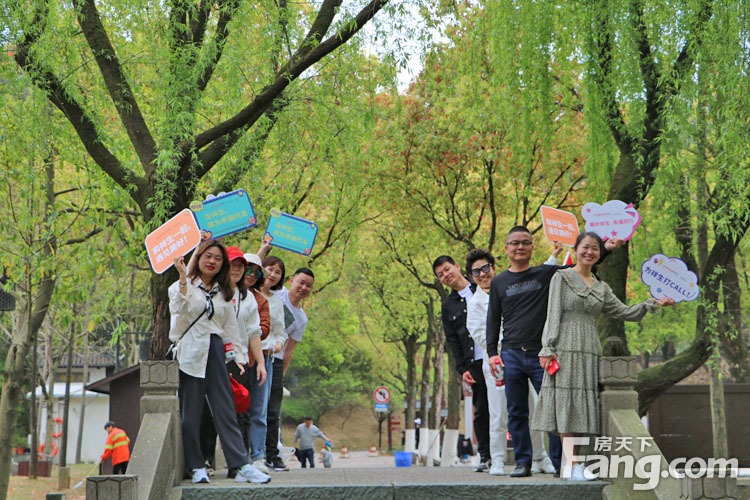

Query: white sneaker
left=253, top=459, right=270, bottom=474
left=489, top=462, right=506, bottom=476
left=567, top=463, right=597, bottom=482
left=191, top=467, right=209, bottom=484
left=531, top=456, right=556, bottom=474
left=235, top=464, right=271, bottom=484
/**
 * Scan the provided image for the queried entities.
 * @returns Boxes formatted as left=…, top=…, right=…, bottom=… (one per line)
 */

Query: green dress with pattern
left=531, top=268, right=658, bottom=435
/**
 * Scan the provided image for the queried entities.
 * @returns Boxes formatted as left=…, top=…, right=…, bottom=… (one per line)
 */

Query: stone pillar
left=86, top=475, right=138, bottom=500
left=599, top=356, right=639, bottom=437
left=680, top=471, right=739, bottom=499
left=139, top=361, right=182, bottom=484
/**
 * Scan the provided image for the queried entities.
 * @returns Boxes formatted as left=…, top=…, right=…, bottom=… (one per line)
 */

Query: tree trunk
left=720, top=257, right=748, bottom=382
left=403, top=334, right=418, bottom=431
left=149, top=261, right=180, bottom=359
left=0, top=277, right=56, bottom=500
left=60, top=318, right=75, bottom=467
left=76, top=329, right=89, bottom=463
left=709, top=360, right=728, bottom=458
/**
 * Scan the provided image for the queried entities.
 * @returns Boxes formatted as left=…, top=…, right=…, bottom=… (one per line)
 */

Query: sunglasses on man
left=470, top=263, right=493, bottom=276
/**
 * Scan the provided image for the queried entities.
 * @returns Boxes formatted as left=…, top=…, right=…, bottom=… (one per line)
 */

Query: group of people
left=436, top=226, right=673, bottom=481
left=168, top=238, right=315, bottom=484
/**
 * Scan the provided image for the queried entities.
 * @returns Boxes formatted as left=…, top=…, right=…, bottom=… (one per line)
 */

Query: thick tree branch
left=193, top=0, right=389, bottom=166
left=13, top=53, right=148, bottom=210
left=73, top=0, right=158, bottom=171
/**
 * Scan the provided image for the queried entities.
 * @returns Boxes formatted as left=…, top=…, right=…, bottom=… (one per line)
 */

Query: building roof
left=85, top=364, right=141, bottom=394
left=27, top=382, right=108, bottom=400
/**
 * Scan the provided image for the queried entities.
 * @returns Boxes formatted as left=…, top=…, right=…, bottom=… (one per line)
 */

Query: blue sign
left=375, top=403, right=389, bottom=413
left=191, top=189, right=257, bottom=239
left=263, top=209, right=318, bottom=256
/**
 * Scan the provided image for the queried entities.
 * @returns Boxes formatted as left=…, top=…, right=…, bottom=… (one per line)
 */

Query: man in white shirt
left=264, top=267, right=315, bottom=472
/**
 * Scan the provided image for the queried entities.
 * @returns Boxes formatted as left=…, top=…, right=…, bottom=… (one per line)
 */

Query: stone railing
left=86, top=360, right=182, bottom=500
left=599, top=357, right=739, bottom=500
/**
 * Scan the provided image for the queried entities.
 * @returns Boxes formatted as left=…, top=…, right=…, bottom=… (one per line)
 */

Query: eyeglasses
left=506, top=240, right=533, bottom=247
left=470, top=264, right=492, bottom=276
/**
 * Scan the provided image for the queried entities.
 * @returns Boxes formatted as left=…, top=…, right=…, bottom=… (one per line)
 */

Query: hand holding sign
left=641, top=254, right=699, bottom=303
left=263, top=209, right=318, bottom=256
left=145, top=209, right=202, bottom=274
left=582, top=200, right=641, bottom=241
left=540, top=206, right=580, bottom=246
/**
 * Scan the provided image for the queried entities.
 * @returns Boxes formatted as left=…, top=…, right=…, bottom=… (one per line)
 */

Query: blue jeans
left=501, top=348, right=561, bottom=470
left=248, top=354, right=274, bottom=462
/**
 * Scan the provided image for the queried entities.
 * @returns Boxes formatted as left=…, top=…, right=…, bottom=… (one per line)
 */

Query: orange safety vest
left=101, top=427, right=131, bottom=465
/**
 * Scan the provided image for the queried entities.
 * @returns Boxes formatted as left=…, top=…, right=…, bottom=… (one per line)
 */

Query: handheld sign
left=540, top=205, right=580, bottom=246
left=641, top=254, right=700, bottom=303
left=145, top=209, right=202, bottom=274
left=263, top=209, right=318, bottom=256
left=582, top=200, right=642, bottom=241
left=190, top=189, right=257, bottom=239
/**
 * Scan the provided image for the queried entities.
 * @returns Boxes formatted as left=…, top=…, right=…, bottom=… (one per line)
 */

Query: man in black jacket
left=433, top=255, right=490, bottom=472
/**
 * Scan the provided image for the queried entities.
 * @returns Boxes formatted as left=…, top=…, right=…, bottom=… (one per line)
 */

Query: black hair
left=262, top=255, right=286, bottom=291
left=507, top=225, right=532, bottom=239
left=432, top=255, right=456, bottom=274
left=104, top=421, right=115, bottom=429
left=187, top=239, right=233, bottom=301
left=574, top=231, right=605, bottom=251
left=293, top=267, right=315, bottom=279
left=465, top=249, right=495, bottom=274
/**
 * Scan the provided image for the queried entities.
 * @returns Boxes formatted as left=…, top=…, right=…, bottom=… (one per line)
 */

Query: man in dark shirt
left=433, top=255, right=490, bottom=472
left=486, top=226, right=619, bottom=477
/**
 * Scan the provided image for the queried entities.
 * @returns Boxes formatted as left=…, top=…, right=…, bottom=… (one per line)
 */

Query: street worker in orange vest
left=99, top=421, right=131, bottom=474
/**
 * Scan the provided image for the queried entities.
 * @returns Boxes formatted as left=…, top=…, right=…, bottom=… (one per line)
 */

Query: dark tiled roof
left=58, top=351, right=115, bottom=368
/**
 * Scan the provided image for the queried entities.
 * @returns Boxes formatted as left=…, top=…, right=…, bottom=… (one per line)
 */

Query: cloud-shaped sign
left=582, top=200, right=642, bottom=241
left=641, top=254, right=700, bottom=303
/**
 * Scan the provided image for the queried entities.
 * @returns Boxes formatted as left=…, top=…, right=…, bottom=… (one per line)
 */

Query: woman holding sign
left=169, top=239, right=271, bottom=485
left=531, top=232, right=674, bottom=482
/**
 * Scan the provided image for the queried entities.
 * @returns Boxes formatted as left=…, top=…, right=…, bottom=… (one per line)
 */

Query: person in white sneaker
left=466, top=248, right=561, bottom=477
left=169, top=240, right=270, bottom=486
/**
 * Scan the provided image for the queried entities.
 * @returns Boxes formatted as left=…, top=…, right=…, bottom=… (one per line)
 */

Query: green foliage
left=283, top=300, right=376, bottom=420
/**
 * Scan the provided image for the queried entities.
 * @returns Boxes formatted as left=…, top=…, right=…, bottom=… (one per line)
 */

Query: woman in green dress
left=532, top=232, right=674, bottom=481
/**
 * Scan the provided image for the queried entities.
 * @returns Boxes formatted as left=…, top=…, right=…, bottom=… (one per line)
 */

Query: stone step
left=177, top=467, right=608, bottom=500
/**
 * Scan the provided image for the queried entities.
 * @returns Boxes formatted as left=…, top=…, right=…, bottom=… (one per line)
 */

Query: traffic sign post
left=373, top=386, right=392, bottom=451
left=373, top=386, right=391, bottom=404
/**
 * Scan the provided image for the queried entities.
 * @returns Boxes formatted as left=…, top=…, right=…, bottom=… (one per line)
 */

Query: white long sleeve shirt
left=262, top=291, right=288, bottom=351
left=168, top=279, right=241, bottom=378
left=233, top=288, right=262, bottom=365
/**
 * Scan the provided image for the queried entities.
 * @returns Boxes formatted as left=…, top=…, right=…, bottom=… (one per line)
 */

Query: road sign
left=373, top=386, right=391, bottom=404
left=375, top=403, right=389, bottom=412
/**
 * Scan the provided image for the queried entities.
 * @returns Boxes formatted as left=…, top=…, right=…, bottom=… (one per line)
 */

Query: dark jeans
left=501, top=348, right=561, bottom=470
left=265, top=360, right=285, bottom=461
left=467, top=359, right=490, bottom=462
left=296, top=447, right=315, bottom=468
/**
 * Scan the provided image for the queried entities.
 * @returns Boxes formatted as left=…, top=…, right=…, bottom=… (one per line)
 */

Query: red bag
left=230, top=375, right=250, bottom=414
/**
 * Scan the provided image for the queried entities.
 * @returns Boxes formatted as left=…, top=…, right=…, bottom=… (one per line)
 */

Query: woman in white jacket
left=169, top=239, right=270, bottom=485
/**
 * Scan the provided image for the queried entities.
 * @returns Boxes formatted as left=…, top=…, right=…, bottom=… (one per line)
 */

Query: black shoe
left=553, top=468, right=560, bottom=478
left=227, top=467, right=237, bottom=479
left=474, top=459, right=490, bottom=472
left=271, top=457, right=289, bottom=471
left=510, top=464, right=532, bottom=477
